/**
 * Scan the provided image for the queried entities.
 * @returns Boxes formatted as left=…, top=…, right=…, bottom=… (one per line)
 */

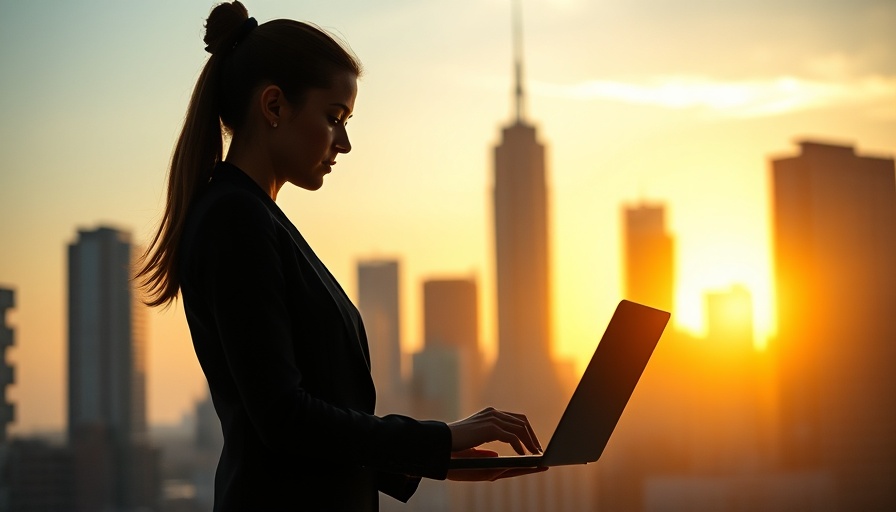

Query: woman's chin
left=293, top=177, right=326, bottom=192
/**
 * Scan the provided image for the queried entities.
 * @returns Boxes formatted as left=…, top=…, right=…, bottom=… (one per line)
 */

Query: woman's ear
left=259, top=85, right=284, bottom=128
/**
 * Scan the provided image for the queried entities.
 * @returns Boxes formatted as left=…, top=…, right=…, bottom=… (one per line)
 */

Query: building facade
left=483, top=97, right=566, bottom=440
left=422, top=279, right=478, bottom=353
left=67, top=226, right=156, bottom=511
left=469, top=3, right=588, bottom=509
left=412, top=278, right=481, bottom=422
left=622, top=203, right=675, bottom=312
left=0, top=287, right=15, bottom=511
left=68, top=227, right=145, bottom=442
left=0, top=287, right=14, bottom=444
left=771, top=141, right=896, bottom=510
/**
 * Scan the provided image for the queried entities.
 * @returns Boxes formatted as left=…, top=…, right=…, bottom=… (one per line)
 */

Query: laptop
left=448, top=299, right=670, bottom=470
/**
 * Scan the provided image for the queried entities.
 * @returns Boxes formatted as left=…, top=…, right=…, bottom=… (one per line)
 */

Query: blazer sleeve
left=377, top=469, right=423, bottom=503
left=185, top=191, right=452, bottom=480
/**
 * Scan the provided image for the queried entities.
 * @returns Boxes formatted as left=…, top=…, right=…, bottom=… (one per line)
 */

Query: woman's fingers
left=448, top=407, right=543, bottom=455
left=446, top=408, right=549, bottom=482
left=504, top=411, right=542, bottom=453
left=477, top=408, right=541, bottom=455
left=490, top=422, right=526, bottom=455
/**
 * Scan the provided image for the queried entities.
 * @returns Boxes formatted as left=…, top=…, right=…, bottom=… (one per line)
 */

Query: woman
left=137, top=2, right=543, bottom=510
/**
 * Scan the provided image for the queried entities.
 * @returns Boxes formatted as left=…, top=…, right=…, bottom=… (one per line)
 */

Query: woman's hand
left=445, top=408, right=548, bottom=481
left=447, top=407, right=542, bottom=454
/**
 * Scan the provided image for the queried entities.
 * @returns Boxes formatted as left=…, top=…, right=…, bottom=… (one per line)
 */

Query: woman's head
left=137, top=1, right=362, bottom=307
left=205, top=1, right=362, bottom=134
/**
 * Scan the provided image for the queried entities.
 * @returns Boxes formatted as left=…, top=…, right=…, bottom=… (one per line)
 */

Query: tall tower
left=460, top=5, right=597, bottom=512
left=483, top=0, right=564, bottom=437
left=68, top=226, right=145, bottom=442
left=357, top=259, right=405, bottom=414
left=68, top=226, right=152, bottom=510
left=771, top=141, right=896, bottom=510
left=622, top=202, right=674, bottom=312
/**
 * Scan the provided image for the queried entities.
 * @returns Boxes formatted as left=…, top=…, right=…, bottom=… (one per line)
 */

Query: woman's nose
left=335, top=128, right=351, bottom=153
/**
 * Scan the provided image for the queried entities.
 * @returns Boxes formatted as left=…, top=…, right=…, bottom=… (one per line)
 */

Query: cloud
left=531, top=74, right=896, bottom=118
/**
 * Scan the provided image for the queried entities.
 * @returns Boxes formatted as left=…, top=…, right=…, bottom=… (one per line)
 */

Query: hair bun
left=204, top=1, right=251, bottom=55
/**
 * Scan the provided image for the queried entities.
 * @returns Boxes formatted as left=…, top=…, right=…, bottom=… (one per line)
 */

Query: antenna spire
left=512, top=0, right=526, bottom=123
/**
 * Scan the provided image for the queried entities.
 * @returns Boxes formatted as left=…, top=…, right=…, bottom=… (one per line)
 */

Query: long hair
left=135, top=1, right=362, bottom=307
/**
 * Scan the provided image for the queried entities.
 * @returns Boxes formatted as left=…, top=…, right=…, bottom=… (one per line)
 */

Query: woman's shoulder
left=191, top=167, right=277, bottom=226
left=180, top=173, right=281, bottom=259
left=198, top=180, right=268, bottom=217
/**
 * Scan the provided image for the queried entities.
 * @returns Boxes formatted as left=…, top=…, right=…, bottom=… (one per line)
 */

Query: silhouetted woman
left=136, top=2, right=542, bottom=510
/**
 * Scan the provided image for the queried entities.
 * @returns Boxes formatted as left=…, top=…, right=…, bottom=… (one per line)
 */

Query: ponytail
left=136, top=1, right=247, bottom=307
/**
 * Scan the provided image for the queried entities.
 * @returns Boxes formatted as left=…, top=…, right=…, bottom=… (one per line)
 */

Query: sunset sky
left=1, top=0, right=894, bottom=434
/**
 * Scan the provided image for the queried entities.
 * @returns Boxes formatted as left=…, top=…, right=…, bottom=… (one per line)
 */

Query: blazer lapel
left=212, top=163, right=373, bottom=373
left=270, top=212, right=372, bottom=372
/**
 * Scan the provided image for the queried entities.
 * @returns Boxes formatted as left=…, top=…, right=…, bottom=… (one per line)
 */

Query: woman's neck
left=225, top=135, right=283, bottom=200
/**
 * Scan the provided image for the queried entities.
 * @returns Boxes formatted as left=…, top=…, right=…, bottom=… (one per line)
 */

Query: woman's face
left=271, top=70, right=358, bottom=191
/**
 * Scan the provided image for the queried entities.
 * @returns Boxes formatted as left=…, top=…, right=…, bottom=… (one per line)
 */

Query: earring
left=272, top=122, right=278, bottom=128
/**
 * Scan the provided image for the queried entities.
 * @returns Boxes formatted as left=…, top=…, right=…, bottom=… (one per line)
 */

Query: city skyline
left=10, top=138, right=896, bottom=508
left=1, top=0, right=894, bottom=433
left=1, top=139, right=858, bottom=402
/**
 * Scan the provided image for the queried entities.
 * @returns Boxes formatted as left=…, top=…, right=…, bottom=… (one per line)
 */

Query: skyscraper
left=696, top=285, right=767, bottom=472
left=482, top=0, right=565, bottom=436
left=357, top=259, right=405, bottom=414
left=68, top=227, right=145, bottom=442
left=67, top=226, right=154, bottom=510
left=0, top=286, right=14, bottom=512
left=470, top=5, right=595, bottom=511
left=771, top=141, right=896, bottom=510
left=412, top=278, right=481, bottom=421
left=623, top=202, right=675, bottom=312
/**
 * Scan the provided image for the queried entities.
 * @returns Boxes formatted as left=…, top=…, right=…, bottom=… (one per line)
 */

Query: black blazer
left=179, top=162, right=451, bottom=511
